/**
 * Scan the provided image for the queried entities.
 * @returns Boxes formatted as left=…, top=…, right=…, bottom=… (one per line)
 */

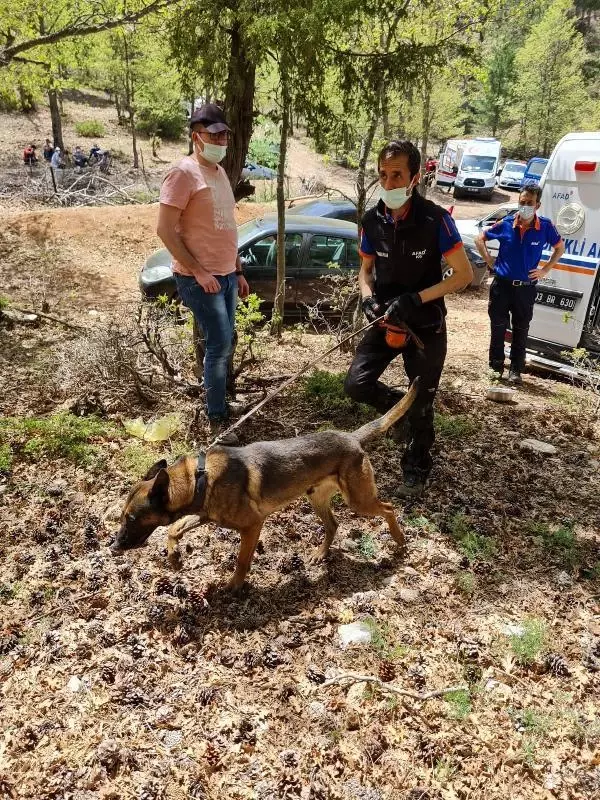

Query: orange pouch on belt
left=382, top=323, right=410, bottom=349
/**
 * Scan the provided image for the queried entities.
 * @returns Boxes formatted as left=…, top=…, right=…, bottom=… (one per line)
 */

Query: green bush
left=509, top=618, right=548, bottom=665
left=434, top=413, right=479, bottom=439
left=75, top=120, right=106, bottom=138
left=448, top=512, right=497, bottom=561
left=248, top=137, right=279, bottom=170
left=136, top=103, right=186, bottom=139
left=0, top=413, right=114, bottom=465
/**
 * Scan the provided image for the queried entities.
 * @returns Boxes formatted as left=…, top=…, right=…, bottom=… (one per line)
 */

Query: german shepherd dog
left=112, top=382, right=417, bottom=592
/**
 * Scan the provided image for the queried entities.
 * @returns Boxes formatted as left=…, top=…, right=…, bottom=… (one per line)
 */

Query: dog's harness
left=188, top=453, right=208, bottom=512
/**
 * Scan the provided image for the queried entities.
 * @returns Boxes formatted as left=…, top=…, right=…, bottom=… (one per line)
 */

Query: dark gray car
left=139, top=214, right=360, bottom=314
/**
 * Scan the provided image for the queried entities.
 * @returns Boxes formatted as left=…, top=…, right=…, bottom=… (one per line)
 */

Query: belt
left=493, top=272, right=536, bottom=287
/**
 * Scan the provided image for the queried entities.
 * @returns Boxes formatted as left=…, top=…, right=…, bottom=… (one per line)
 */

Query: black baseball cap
left=189, top=103, right=230, bottom=132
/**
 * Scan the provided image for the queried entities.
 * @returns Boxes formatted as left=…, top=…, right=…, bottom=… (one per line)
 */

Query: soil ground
left=0, top=99, right=599, bottom=800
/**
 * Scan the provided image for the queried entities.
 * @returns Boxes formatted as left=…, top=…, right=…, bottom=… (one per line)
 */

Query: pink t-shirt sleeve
left=160, top=167, right=192, bottom=210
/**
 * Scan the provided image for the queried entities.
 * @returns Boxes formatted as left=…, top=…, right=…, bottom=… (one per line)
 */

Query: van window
left=462, top=155, right=496, bottom=172
left=528, top=161, right=546, bottom=177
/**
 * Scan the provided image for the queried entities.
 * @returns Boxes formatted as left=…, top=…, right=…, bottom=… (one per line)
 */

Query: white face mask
left=195, top=136, right=227, bottom=164
left=380, top=181, right=414, bottom=210
left=518, top=204, right=536, bottom=221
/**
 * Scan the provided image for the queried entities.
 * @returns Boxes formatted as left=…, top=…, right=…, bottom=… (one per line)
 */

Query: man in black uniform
left=344, top=141, right=473, bottom=498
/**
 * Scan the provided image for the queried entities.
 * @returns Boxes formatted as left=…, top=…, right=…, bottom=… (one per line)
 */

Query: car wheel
left=453, top=187, right=462, bottom=199
left=192, top=318, right=238, bottom=395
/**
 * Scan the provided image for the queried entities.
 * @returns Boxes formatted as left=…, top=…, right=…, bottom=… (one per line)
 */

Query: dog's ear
left=143, top=459, right=168, bottom=481
left=148, top=468, right=170, bottom=507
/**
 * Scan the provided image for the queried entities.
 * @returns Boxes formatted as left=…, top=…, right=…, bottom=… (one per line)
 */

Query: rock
left=2, top=308, right=38, bottom=325
left=341, top=538, right=358, bottom=551
left=67, top=675, right=83, bottom=693
left=307, top=701, right=328, bottom=720
left=556, top=570, right=573, bottom=588
left=520, top=438, right=558, bottom=455
left=396, top=588, right=420, bottom=604
left=338, top=622, right=372, bottom=648
left=346, top=681, right=369, bottom=709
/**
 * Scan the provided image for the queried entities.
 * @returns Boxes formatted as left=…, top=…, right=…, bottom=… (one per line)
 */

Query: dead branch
left=319, top=673, right=468, bottom=701
left=10, top=305, right=85, bottom=331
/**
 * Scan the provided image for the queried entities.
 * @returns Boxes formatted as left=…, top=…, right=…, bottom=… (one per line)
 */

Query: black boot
left=489, top=361, right=505, bottom=379
left=397, top=472, right=425, bottom=499
left=507, top=365, right=522, bottom=384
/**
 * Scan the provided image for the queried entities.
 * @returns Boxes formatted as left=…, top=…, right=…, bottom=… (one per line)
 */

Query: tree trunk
left=222, top=21, right=256, bottom=190
left=356, top=104, right=380, bottom=228
left=270, top=66, right=290, bottom=338
left=48, top=88, right=64, bottom=151
left=123, top=34, right=139, bottom=169
left=419, top=81, right=432, bottom=197
left=381, top=94, right=391, bottom=139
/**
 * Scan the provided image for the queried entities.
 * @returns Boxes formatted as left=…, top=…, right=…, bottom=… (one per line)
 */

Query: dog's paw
left=309, top=548, right=329, bottom=565
left=223, top=579, right=250, bottom=598
left=168, top=548, right=183, bottom=570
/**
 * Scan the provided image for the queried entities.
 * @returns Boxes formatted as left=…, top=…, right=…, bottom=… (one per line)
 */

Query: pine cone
left=235, top=718, right=257, bottom=745
left=117, top=688, right=146, bottom=706
left=44, top=546, right=59, bottom=562
left=127, top=635, right=146, bottom=659
left=279, top=750, right=299, bottom=768
left=220, top=649, right=236, bottom=667
left=28, top=591, right=44, bottom=608
left=17, top=725, right=38, bottom=752
left=279, top=553, right=305, bottom=574
left=33, top=529, right=50, bottom=544
left=0, top=633, right=19, bottom=655
left=197, top=686, right=217, bottom=706
left=364, top=728, right=387, bottom=763
left=87, top=575, right=103, bottom=593
left=172, top=625, right=192, bottom=647
left=407, top=664, right=426, bottom=690
left=417, top=733, right=442, bottom=765
left=378, top=660, right=396, bottom=682
left=147, top=603, right=170, bottom=629
left=172, top=581, right=188, bottom=599
left=284, top=631, right=304, bottom=649
left=0, top=775, right=16, bottom=799
left=263, top=646, right=284, bottom=669
left=406, top=789, right=430, bottom=800
left=100, top=631, right=117, bottom=648
left=96, top=739, right=122, bottom=773
left=544, top=652, right=570, bottom=677
left=243, top=650, right=263, bottom=671
left=139, top=780, right=165, bottom=800
left=306, top=664, right=326, bottom=684
left=100, top=663, right=116, bottom=684
left=154, top=576, right=172, bottom=595
left=277, top=769, right=302, bottom=798
left=188, top=775, right=208, bottom=799
left=187, top=589, right=208, bottom=615
left=204, top=740, right=221, bottom=769
left=457, top=637, right=481, bottom=663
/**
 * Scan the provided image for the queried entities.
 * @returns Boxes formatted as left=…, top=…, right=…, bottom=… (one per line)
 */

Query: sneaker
left=209, top=418, right=239, bottom=446
left=396, top=474, right=425, bottom=499
left=507, top=366, right=522, bottom=385
left=489, top=362, right=505, bottom=380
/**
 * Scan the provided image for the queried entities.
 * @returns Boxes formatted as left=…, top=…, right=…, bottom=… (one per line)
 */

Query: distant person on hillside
left=73, top=146, right=88, bottom=168
left=23, top=144, right=37, bottom=165
left=89, top=143, right=102, bottom=162
left=50, top=147, right=63, bottom=170
left=43, top=139, right=54, bottom=162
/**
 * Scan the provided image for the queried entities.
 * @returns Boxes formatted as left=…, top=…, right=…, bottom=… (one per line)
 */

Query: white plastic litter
left=338, top=621, right=373, bottom=648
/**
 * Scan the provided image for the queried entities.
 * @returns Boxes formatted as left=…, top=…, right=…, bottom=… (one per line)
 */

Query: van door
left=527, top=134, right=600, bottom=352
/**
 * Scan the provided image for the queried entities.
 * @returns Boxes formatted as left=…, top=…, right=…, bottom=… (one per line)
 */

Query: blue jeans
left=175, top=273, right=237, bottom=419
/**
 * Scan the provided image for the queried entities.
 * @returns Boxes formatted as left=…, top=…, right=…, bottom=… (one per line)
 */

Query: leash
left=209, top=314, right=424, bottom=447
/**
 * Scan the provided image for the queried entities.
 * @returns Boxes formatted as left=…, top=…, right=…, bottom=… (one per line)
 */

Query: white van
left=522, top=132, right=600, bottom=375
left=436, top=138, right=501, bottom=200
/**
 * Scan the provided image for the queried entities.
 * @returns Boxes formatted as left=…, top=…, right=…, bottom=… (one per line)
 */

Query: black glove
left=385, top=292, right=423, bottom=326
left=361, top=296, right=383, bottom=323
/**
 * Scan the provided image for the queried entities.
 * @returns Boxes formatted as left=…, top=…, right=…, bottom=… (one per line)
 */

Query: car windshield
left=237, top=219, right=264, bottom=246
left=504, top=162, right=526, bottom=175
left=528, top=161, right=546, bottom=176
left=461, top=155, right=497, bottom=172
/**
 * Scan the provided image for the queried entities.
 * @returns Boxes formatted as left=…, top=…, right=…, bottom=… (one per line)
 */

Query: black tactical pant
left=488, top=276, right=537, bottom=370
left=344, top=324, right=447, bottom=480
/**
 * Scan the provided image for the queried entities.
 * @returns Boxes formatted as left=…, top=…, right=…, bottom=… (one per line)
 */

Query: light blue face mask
left=518, top=204, right=536, bottom=221
left=380, top=180, right=415, bottom=209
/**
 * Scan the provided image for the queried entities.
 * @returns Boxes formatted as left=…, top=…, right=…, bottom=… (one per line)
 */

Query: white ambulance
left=436, top=137, right=501, bottom=200
left=522, top=132, right=600, bottom=375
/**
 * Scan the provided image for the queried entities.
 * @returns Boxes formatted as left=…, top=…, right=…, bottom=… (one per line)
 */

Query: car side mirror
left=496, top=169, right=502, bottom=176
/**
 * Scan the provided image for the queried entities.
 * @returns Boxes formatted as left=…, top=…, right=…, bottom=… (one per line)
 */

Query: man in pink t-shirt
left=157, top=104, right=250, bottom=443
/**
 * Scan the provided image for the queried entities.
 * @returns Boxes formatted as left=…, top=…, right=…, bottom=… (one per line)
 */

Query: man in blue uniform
left=475, top=182, right=564, bottom=383
left=344, top=140, right=473, bottom=498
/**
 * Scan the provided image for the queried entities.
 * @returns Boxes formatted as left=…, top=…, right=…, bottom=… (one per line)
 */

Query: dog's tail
left=352, top=378, right=420, bottom=445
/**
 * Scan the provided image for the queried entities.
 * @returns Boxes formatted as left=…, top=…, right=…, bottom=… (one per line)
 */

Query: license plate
left=466, top=187, right=479, bottom=192
left=534, top=289, right=578, bottom=311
